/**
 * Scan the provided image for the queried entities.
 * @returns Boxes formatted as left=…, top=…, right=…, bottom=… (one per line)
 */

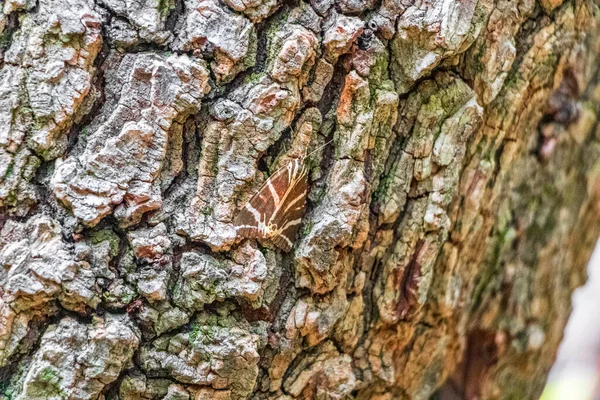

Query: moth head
left=263, top=223, right=276, bottom=238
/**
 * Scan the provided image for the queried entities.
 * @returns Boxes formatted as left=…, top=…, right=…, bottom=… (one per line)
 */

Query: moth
left=234, top=141, right=331, bottom=252
left=234, top=158, right=309, bottom=252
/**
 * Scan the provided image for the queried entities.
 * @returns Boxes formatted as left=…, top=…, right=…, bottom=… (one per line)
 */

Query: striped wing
left=234, top=158, right=308, bottom=252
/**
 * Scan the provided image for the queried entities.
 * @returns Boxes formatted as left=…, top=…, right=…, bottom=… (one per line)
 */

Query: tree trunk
left=1, top=0, right=599, bottom=398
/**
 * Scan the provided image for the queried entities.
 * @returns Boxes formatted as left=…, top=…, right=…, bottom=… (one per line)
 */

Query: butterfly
left=234, top=140, right=332, bottom=252
left=234, top=158, right=309, bottom=252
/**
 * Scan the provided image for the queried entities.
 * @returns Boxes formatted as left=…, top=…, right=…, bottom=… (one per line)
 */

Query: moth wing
left=234, top=162, right=295, bottom=240
left=270, top=161, right=308, bottom=251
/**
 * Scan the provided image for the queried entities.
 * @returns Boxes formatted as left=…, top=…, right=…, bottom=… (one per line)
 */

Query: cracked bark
left=0, top=0, right=599, bottom=399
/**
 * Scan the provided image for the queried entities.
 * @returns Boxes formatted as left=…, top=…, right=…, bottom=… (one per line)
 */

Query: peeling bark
left=0, top=0, right=599, bottom=399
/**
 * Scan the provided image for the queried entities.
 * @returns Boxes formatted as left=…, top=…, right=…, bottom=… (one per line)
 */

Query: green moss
left=503, top=71, right=521, bottom=91
left=368, top=53, right=390, bottom=87
left=118, top=376, right=138, bottom=398
left=158, top=0, right=175, bottom=16
left=0, top=383, right=8, bottom=399
left=0, top=354, right=34, bottom=399
left=189, top=324, right=217, bottom=344
left=203, top=283, right=219, bottom=298
left=3, top=162, right=14, bottom=179
left=28, top=367, right=65, bottom=398
left=0, top=33, right=11, bottom=48
left=244, top=28, right=258, bottom=70
left=90, top=229, right=120, bottom=257
left=301, top=220, right=314, bottom=237
left=245, top=72, right=264, bottom=85
left=118, top=247, right=136, bottom=276
left=79, top=127, right=89, bottom=140
left=372, top=169, right=392, bottom=204
left=4, top=189, right=18, bottom=206
left=264, top=20, right=285, bottom=71
left=103, top=283, right=136, bottom=306
left=38, top=367, right=60, bottom=384
left=21, top=156, right=41, bottom=180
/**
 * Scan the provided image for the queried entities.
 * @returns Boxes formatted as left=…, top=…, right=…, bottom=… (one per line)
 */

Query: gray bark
left=0, top=0, right=599, bottom=398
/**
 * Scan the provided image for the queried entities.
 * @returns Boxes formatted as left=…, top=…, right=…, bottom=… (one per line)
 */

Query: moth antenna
left=303, top=139, right=334, bottom=162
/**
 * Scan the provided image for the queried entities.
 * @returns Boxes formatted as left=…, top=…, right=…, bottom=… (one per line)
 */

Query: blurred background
left=541, top=242, right=600, bottom=400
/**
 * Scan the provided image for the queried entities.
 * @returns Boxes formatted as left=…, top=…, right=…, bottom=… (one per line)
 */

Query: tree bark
left=0, top=0, right=599, bottom=398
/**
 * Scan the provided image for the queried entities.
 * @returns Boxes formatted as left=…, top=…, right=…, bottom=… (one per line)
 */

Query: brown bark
left=0, top=0, right=599, bottom=399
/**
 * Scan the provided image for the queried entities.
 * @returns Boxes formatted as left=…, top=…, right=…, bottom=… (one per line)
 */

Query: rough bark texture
left=1, top=0, right=600, bottom=398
